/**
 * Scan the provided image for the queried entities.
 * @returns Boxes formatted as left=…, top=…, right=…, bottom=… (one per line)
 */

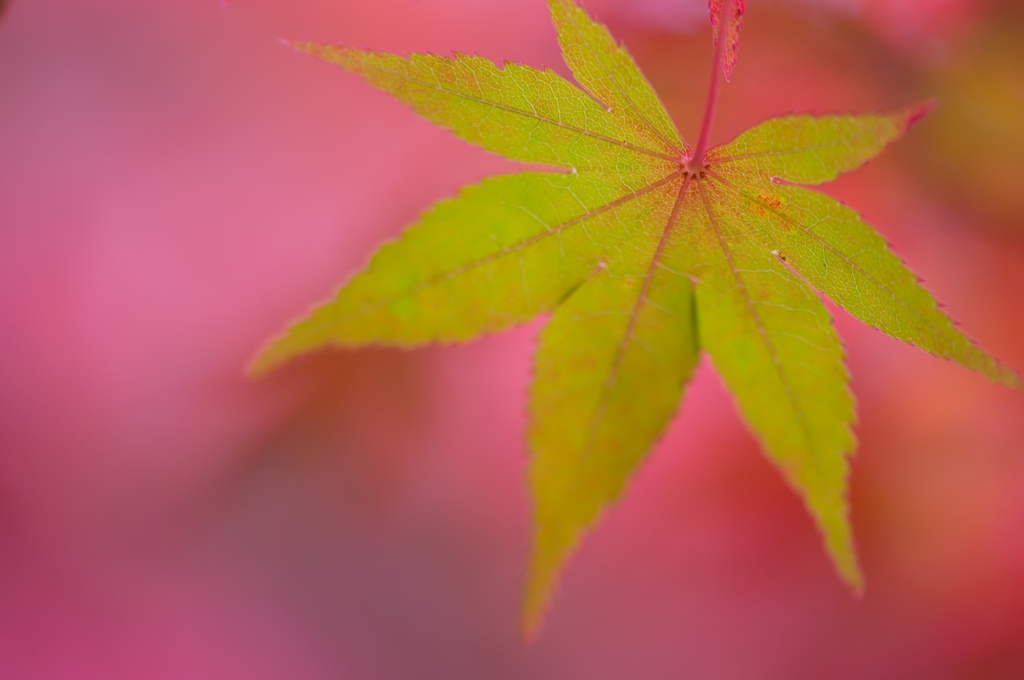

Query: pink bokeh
left=1, top=0, right=1023, bottom=678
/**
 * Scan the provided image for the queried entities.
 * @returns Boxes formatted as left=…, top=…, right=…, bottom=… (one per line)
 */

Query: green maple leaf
left=253, top=0, right=1021, bottom=634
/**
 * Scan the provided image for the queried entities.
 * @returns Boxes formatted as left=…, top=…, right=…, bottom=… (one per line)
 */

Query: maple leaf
left=253, top=0, right=1021, bottom=634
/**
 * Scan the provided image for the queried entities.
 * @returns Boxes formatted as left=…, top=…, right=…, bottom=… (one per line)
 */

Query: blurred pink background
left=1, top=0, right=1023, bottom=677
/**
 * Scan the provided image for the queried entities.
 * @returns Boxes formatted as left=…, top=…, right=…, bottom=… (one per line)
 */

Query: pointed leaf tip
left=907, top=99, right=938, bottom=125
left=521, top=533, right=566, bottom=641
left=521, top=585, right=549, bottom=644
left=247, top=336, right=291, bottom=379
left=281, top=39, right=311, bottom=52
left=284, top=40, right=337, bottom=61
left=709, top=0, right=746, bottom=80
left=827, top=523, right=865, bottom=597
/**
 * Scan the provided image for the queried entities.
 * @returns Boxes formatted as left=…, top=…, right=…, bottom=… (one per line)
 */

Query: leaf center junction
left=684, top=156, right=706, bottom=176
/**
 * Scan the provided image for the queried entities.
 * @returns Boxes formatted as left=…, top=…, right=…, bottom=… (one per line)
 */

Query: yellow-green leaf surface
left=526, top=175, right=700, bottom=632
left=256, top=0, right=1022, bottom=633
left=703, top=109, right=1020, bottom=389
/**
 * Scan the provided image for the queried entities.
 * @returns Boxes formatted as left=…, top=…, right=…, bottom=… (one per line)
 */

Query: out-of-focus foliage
left=909, top=1, right=1024, bottom=231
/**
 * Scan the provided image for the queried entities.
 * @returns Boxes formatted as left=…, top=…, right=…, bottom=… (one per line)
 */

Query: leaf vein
left=704, top=168, right=955, bottom=345
left=559, top=3, right=682, bottom=156
left=581, top=173, right=691, bottom=455
left=344, top=170, right=684, bottom=323
left=698, top=176, right=816, bottom=451
left=345, top=52, right=680, bottom=163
